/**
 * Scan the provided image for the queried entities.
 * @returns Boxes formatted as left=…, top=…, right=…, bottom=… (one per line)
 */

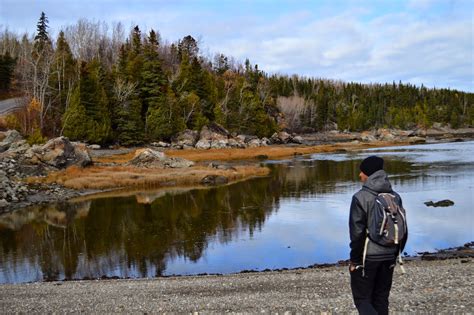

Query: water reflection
left=0, top=141, right=473, bottom=283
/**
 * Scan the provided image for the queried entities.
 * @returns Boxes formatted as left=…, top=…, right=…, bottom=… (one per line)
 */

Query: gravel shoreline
left=0, top=258, right=472, bottom=313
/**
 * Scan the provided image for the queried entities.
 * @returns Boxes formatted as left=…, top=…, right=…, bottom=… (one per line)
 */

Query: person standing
left=349, top=156, right=408, bottom=315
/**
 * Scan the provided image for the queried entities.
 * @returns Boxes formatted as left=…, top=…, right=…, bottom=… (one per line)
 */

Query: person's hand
left=349, top=263, right=356, bottom=272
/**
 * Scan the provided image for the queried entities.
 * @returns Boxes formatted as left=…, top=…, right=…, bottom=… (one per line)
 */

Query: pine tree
left=0, top=52, right=16, bottom=91
left=34, top=12, right=51, bottom=52
left=62, top=87, right=89, bottom=140
left=141, top=29, right=167, bottom=135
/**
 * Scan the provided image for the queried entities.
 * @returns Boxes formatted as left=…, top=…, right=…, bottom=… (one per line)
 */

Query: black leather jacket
left=349, top=170, right=408, bottom=264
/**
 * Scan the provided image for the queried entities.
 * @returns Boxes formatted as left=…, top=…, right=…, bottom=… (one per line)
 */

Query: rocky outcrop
left=0, top=168, right=30, bottom=209
left=200, top=175, right=229, bottom=186
left=28, top=137, right=92, bottom=168
left=424, top=200, right=455, bottom=207
left=0, top=132, right=92, bottom=171
left=128, top=148, right=194, bottom=168
left=0, top=130, right=23, bottom=153
left=171, top=130, right=199, bottom=149
left=269, top=132, right=305, bottom=145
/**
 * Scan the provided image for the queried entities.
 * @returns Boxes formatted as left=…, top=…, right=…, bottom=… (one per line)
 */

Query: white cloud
left=1, top=0, right=472, bottom=91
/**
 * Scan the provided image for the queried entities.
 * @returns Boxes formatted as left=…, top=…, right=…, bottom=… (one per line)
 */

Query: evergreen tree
left=141, top=29, right=167, bottom=135
left=34, top=12, right=51, bottom=52
left=0, top=53, right=16, bottom=91
left=62, top=87, right=89, bottom=140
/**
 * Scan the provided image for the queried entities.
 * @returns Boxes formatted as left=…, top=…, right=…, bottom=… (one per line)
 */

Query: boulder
left=292, top=136, right=304, bottom=144
left=228, top=138, right=246, bottom=148
left=200, top=175, right=229, bottom=186
left=129, top=148, right=166, bottom=165
left=261, top=137, right=270, bottom=146
left=236, top=135, right=247, bottom=143
left=165, top=158, right=194, bottom=168
left=199, top=126, right=228, bottom=142
left=195, top=139, right=211, bottom=150
left=206, top=123, right=230, bottom=137
left=128, top=148, right=194, bottom=168
left=271, top=131, right=292, bottom=144
left=172, top=129, right=199, bottom=148
left=247, top=139, right=262, bottom=148
left=210, top=139, right=229, bottom=149
left=4, top=140, right=31, bottom=155
left=360, top=131, right=377, bottom=142
left=408, top=136, right=426, bottom=144
left=28, top=137, right=92, bottom=168
left=278, top=131, right=292, bottom=143
left=0, top=130, right=23, bottom=153
left=376, top=129, right=397, bottom=141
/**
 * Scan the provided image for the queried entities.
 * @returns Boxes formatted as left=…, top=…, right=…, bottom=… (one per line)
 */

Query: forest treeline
left=0, top=13, right=472, bottom=145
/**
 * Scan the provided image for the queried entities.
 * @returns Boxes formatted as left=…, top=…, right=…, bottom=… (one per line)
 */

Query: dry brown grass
left=31, top=140, right=407, bottom=191
left=30, top=164, right=270, bottom=190
left=165, top=141, right=407, bottom=162
left=92, top=141, right=408, bottom=165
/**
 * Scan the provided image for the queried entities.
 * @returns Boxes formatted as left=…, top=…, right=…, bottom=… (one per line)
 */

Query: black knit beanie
left=360, top=156, right=384, bottom=176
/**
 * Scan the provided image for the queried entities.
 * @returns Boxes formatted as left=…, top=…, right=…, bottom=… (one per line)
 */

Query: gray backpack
left=361, top=190, right=407, bottom=276
left=368, top=192, right=407, bottom=246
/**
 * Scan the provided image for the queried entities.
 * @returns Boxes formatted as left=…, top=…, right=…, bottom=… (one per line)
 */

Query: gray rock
left=236, top=135, right=247, bottom=143
left=87, top=144, right=101, bottom=150
left=0, top=130, right=23, bottom=152
left=164, top=158, right=194, bottom=168
left=200, top=126, right=228, bottom=142
left=195, top=139, right=211, bottom=150
left=424, top=200, right=455, bottom=207
left=172, top=129, right=199, bottom=147
left=228, top=138, right=246, bottom=148
left=210, top=139, right=229, bottom=149
left=271, top=131, right=292, bottom=144
left=200, top=175, right=229, bottom=186
left=129, top=148, right=166, bottom=166
left=27, top=137, right=92, bottom=169
left=261, top=137, right=270, bottom=146
left=408, top=136, right=426, bottom=144
left=247, top=139, right=262, bottom=148
left=292, top=136, right=304, bottom=144
left=0, top=199, right=9, bottom=208
left=128, top=148, right=193, bottom=168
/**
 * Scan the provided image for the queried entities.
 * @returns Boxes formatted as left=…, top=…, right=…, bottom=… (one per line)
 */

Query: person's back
left=349, top=156, right=408, bottom=315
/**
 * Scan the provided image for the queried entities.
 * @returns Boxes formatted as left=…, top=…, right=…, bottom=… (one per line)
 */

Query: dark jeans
left=350, top=259, right=396, bottom=315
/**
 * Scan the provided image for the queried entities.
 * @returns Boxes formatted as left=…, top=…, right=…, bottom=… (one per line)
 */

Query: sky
left=1, top=0, right=473, bottom=92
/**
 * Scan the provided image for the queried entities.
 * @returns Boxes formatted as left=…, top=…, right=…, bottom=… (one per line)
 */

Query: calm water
left=0, top=141, right=473, bottom=283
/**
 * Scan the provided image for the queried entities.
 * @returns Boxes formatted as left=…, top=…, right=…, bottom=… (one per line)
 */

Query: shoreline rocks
left=0, top=131, right=93, bottom=213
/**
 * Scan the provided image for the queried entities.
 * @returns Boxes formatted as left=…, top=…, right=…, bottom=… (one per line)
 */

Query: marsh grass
left=31, top=165, right=270, bottom=190
left=93, top=141, right=401, bottom=165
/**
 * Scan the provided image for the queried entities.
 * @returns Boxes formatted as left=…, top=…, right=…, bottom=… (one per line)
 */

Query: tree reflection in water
left=0, top=156, right=438, bottom=283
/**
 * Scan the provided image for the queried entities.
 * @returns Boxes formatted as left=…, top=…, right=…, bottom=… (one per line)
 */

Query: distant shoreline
left=1, top=130, right=474, bottom=214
